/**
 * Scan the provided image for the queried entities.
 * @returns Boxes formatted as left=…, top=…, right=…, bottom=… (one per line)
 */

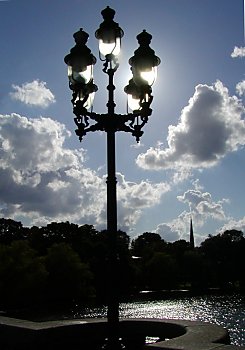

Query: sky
left=0, top=0, right=244, bottom=245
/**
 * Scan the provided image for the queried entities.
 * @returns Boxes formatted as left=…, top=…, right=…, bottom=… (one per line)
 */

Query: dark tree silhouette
left=0, top=218, right=26, bottom=244
left=0, top=240, right=47, bottom=308
left=45, top=242, right=94, bottom=301
left=145, top=252, right=178, bottom=290
left=200, top=230, right=245, bottom=288
left=131, top=232, right=166, bottom=259
left=0, top=217, right=244, bottom=310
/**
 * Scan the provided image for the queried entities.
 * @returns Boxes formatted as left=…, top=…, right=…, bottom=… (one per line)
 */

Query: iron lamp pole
left=64, top=6, right=160, bottom=348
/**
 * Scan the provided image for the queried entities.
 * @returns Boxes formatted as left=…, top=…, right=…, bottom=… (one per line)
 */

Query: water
left=70, top=294, right=245, bottom=346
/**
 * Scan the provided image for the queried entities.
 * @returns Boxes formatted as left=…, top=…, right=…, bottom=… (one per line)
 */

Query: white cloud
left=136, top=81, right=245, bottom=172
left=0, top=113, right=168, bottom=231
left=97, top=172, right=170, bottom=232
left=10, top=80, right=56, bottom=108
left=217, top=217, right=245, bottom=235
left=155, top=210, right=200, bottom=243
left=177, top=189, right=227, bottom=222
left=156, top=223, right=180, bottom=242
left=0, top=113, right=104, bottom=226
left=117, top=172, right=169, bottom=209
left=231, top=46, right=245, bottom=58
left=236, top=80, right=245, bottom=96
left=154, top=180, right=230, bottom=244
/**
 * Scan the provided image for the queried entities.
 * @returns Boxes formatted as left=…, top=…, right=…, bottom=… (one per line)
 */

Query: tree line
left=0, top=218, right=244, bottom=310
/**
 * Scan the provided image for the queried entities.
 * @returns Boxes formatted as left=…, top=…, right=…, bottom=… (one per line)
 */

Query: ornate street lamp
left=64, top=6, right=160, bottom=349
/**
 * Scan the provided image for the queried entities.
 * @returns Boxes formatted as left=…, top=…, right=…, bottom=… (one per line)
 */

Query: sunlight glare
left=99, top=37, right=121, bottom=56
left=140, top=67, right=157, bottom=86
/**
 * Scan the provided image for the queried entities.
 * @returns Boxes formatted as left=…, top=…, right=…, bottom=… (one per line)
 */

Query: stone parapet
left=0, top=316, right=244, bottom=350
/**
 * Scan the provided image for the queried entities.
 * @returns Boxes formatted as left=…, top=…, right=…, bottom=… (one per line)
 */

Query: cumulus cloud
left=236, top=80, right=245, bottom=96
left=217, top=217, right=245, bottom=235
left=155, top=207, right=202, bottom=243
left=154, top=180, right=230, bottom=244
left=231, top=46, right=245, bottom=58
left=136, top=81, right=245, bottom=171
left=155, top=211, right=208, bottom=245
left=10, top=80, right=56, bottom=108
left=155, top=209, right=209, bottom=244
left=156, top=223, right=180, bottom=242
left=0, top=114, right=168, bottom=231
left=117, top=173, right=169, bottom=209
left=115, top=173, right=170, bottom=231
left=0, top=113, right=104, bottom=225
left=177, top=189, right=227, bottom=222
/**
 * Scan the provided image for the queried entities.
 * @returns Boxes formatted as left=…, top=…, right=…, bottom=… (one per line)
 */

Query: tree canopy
left=0, top=218, right=244, bottom=310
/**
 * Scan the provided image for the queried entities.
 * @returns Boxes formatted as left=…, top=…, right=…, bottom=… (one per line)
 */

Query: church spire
left=190, top=217, right=195, bottom=249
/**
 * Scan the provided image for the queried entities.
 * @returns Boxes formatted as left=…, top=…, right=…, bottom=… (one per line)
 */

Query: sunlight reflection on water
left=71, top=294, right=245, bottom=346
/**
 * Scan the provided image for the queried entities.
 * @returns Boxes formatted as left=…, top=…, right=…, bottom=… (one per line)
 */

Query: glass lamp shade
left=98, top=36, right=121, bottom=56
left=124, top=78, right=150, bottom=112
left=72, top=81, right=98, bottom=110
left=68, top=64, right=93, bottom=85
left=127, top=92, right=151, bottom=112
left=75, top=91, right=95, bottom=110
left=139, top=66, right=157, bottom=86
left=131, top=62, right=158, bottom=87
left=64, top=28, right=96, bottom=86
left=95, top=6, right=123, bottom=57
left=127, top=94, right=141, bottom=112
left=129, top=30, right=160, bottom=87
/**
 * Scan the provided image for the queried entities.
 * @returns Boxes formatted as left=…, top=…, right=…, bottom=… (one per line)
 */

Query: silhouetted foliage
left=145, top=252, right=178, bottom=290
left=0, top=218, right=25, bottom=244
left=0, top=240, right=47, bottom=308
left=131, top=232, right=166, bottom=259
left=0, top=217, right=244, bottom=310
left=45, top=243, right=94, bottom=301
left=200, top=230, right=245, bottom=289
left=89, top=229, right=132, bottom=302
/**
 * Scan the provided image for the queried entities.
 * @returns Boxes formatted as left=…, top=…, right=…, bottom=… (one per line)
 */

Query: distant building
left=190, top=218, right=195, bottom=249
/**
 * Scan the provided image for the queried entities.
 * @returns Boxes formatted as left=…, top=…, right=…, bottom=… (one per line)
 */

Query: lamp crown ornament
left=95, top=6, right=124, bottom=56
left=73, top=28, right=89, bottom=45
left=137, top=29, right=152, bottom=45
left=64, top=28, right=96, bottom=66
left=101, top=6, right=116, bottom=20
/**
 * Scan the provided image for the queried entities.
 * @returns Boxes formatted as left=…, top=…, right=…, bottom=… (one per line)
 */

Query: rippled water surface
left=71, top=294, right=245, bottom=346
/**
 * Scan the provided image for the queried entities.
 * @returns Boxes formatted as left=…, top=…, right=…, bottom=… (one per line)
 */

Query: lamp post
left=64, top=6, right=160, bottom=348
